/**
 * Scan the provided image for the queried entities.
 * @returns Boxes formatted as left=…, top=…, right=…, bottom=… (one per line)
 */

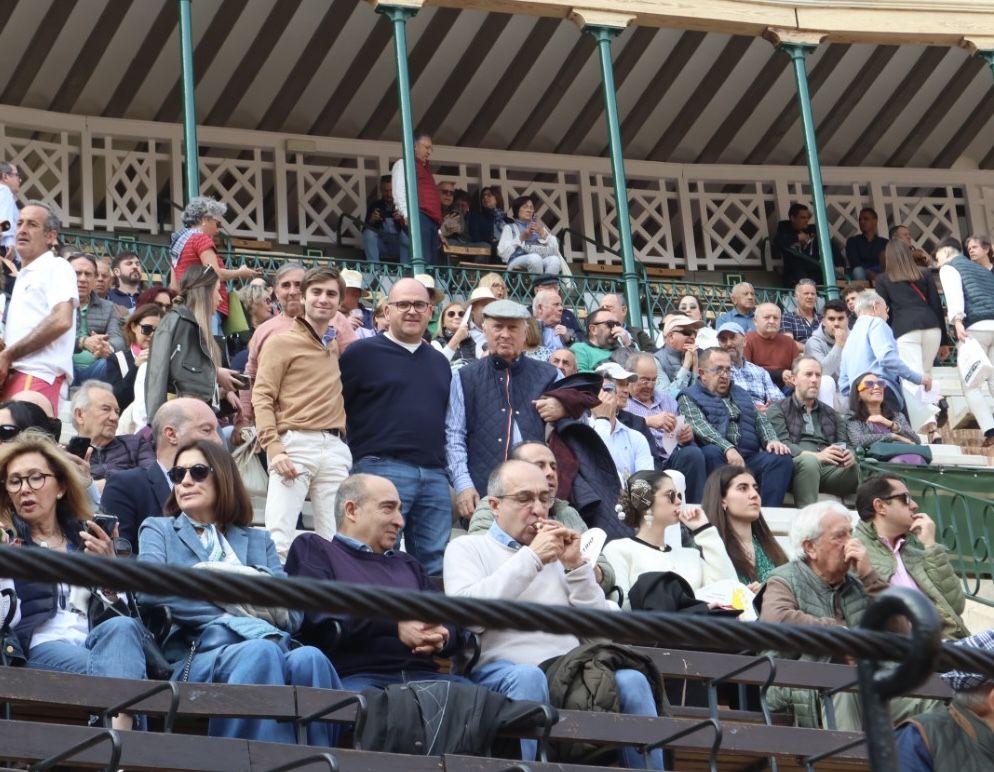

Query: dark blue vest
left=680, top=381, right=761, bottom=454
left=950, top=255, right=994, bottom=326
left=458, top=354, right=558, bottom=492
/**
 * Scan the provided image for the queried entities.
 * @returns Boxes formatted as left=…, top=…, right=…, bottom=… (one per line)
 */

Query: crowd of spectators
left=2, top=177, right=994, bottom=766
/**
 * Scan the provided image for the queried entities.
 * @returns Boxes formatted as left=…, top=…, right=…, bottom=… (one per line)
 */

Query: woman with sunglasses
left=673, top=294, right=717, bottom=349
left=137, top=439, right=341, bottom=743
left=145, top=266, right=237, bottom=423
left=847, top=372, right=927, bottom=464
left=603, top=471, right=737, bottom=609
left=106, top=303, right=161, bottom=411
left=701, top=466, right=787, bottom=592
left=431, top=301, right=475, bottom=367
left=0, top=433, right=146, bottom=730
left=0, top=399, right=61, bottom=443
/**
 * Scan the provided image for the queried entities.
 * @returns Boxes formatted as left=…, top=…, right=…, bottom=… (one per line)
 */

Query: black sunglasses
left=445, top=310, right=462, bottom=317
left=0, top=424, right=20, bottom=442
left=879, top=491, right=913, bottom=506
left=139, top=323, right=158, bottom=336
left=167, top=463, right=213, bottom=484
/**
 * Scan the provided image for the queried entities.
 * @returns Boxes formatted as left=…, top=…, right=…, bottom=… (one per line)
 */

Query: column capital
left=960, top=37, right=994, bottom=57
left=569, top=8, right=635, bottom=33
left=763, top=27, right=827, bottom=50
left=370, top=0, right=423, bottom=15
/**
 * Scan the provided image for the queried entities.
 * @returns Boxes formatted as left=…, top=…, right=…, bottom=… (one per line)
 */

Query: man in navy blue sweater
left=285, top=473, right=467, bottom=690
left=340, top=278, right=452, bottom=575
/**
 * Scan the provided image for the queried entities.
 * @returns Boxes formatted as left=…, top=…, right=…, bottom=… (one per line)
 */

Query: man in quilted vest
left=854, top=474, right=969, bottom=640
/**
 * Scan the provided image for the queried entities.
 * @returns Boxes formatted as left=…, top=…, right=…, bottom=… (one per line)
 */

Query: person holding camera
left=0, top=432, right=147, bottom=730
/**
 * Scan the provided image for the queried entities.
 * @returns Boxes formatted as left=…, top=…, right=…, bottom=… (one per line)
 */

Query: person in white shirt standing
left=0, top=162, right=20, bottom=256
left=0, top=202, right=77, bottom=412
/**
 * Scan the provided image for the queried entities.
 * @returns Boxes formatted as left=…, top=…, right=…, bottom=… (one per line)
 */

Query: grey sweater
left=803, top=325, right=843, bottom=379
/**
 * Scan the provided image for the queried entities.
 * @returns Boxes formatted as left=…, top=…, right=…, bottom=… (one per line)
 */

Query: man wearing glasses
left=677, top=347, right=793, bottom=506
left=444, top=459, right=666, bottom=768
left=571, top=308, right=633, bottom=372
left=253, top=267, right=352, bottom=559
left=854, top=475, right=969, bottom=640
left=340, top=279, right=452, bottom=576
left=0, top=162, right=21, bottom=256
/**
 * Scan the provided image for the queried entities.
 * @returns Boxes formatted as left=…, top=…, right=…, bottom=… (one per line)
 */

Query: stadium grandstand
left=1, top=0, right=994, bottom=769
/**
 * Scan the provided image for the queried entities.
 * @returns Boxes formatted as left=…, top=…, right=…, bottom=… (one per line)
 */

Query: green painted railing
left=858, top=459, right=994, bottom=608
left=63, top=230, right=802, bottom=335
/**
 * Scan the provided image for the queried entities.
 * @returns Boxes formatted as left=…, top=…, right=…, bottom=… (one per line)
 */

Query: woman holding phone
left=431, top=301, right=476, bottom=368
left=0, top=432, right=146, bottom=729
left=497, top=197, right=562, bottom=274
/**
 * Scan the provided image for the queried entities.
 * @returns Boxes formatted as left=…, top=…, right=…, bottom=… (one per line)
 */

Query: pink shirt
left=881, top=535, right=920, bottom=592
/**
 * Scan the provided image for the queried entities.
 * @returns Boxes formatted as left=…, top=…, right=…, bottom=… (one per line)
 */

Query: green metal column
left=177, top=0, right=199, bottom=203
left=782, top=43, right=837, bottom=297
left=585, top=25, right=641, bottom=327
left=979, top=49, right=994, bottom=79
left=378, top=5, right=423, bottom=276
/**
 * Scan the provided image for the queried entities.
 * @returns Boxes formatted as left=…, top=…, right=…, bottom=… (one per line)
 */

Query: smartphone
left=231, top=373, right=251, bottom=390
left=66, top=436, right=91, bottom=459
left=92, top=514, right=119, bottom=537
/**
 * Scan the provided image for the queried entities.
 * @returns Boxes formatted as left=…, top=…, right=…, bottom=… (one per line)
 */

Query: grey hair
left=151, top=400, right=194, bottom=442
left=788, top=501, right=854, bottom=561
left=275, top=261, right=305, bottom=281
left=626, top=351, right=656, bottom=372
left=333, top=474, right=373, bottom=529
left=0, top=162, right=15, bottom=177
left=795, top=278, right=817, bottom=292
left=180, top=196, right=227, bottom=228
left=731, top=282, right=754, bottom=295
left=236, top=283, right=271, bottom=311
left=70, top=380, right=115, bottom=417
left=23, top=199, right=60, bottom=233
left=532, top=288, right=559, bottom=315
left=486, top=463, right=508, bottom=499
left=954, top=685, right=994, bottom=710
left=855, top=290, right=884, bottom=316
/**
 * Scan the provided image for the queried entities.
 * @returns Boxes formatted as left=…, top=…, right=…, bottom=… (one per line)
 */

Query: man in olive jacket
left=854, top=474, right=970, bottom=640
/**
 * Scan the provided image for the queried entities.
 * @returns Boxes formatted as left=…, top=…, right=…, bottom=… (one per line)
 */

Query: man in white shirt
left=443, top=459, right=665, bottom=768
left=0, top=162, right=21, bottom=255
left=936, top=237, right=994, bottom=447
left=0, top=202, right=77, bottom=411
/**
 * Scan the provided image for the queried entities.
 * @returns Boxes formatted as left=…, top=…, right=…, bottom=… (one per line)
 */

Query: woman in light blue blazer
left=138, top=439, right=342, bottom=744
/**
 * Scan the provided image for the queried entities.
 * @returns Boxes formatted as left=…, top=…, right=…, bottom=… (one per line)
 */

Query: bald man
left=744, top=303, right=797, bottom=388
left=340, top=278, right=452, bottom=575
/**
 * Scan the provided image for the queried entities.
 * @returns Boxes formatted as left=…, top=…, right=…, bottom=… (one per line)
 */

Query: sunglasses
left=0, top=424, right=20, bottom=442
left=857, top=378, right=886, bottom=392
left=139, top=323, right=158, bottom=336
left=445, top=310, right=463, bottom=318
left=662, top=489, right=683, bottom=503
left=879, top=491, right=913, bottom=506
left=166, top=463, right=213, bottom=484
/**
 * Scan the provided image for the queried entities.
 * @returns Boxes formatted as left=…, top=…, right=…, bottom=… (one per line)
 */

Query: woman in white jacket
left=604, top=470, right=737, bottom=609
left=497, top=196, right=561, bottom=274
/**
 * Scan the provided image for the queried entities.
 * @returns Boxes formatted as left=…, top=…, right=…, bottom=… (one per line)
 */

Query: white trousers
left=896, top=327, right=941, bottom=380
left=959, top=330, right=994, bottom=434
left=264, top=429, right=352, bottom=559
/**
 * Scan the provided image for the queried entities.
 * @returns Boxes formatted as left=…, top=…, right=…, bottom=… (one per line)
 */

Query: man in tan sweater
left=253, top=266, right=352, bottom=558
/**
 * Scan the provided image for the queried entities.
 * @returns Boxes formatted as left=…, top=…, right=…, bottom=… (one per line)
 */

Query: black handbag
left=1, top=586, right=25, bottom=667
left=88, top=590, right=175, bottom=680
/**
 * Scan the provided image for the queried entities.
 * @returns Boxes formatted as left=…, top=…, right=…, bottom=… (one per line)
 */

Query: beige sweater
left=252, top=317, right=346, bottom=458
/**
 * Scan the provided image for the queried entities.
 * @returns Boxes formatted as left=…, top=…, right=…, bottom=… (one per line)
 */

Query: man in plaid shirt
left=780, top=279, right=821, bottom=349
left=716, top=322, right=783, bottom=410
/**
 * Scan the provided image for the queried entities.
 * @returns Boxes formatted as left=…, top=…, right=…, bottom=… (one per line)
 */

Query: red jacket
left=417, top=161, right=442, bottom=225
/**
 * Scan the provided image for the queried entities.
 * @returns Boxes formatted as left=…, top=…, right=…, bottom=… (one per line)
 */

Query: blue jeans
left=352, top=456, right=451, bottom=575
left=73, top=357, right=109, bottom=384
left=663, top=444, right=707, bottom=503
left=182, top=639, right=341, bottom=744
left=471, top=659, right=662, bottom=768
left=362, top=228, right=410, bottom=263
left=701, top=445, right=793, bottom=507
left=342, top=670, right=471, bottom=691
left=28, top=616, right=146, bottom=680
left=29, top=616, right=148, bottom=729
left=471, top=659, right=549, bottom=760
left=418, top=211, right=441, bottom=266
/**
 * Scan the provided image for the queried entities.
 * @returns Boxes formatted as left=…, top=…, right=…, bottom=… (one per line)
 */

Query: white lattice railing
left=0, top=104, right=990, bottom=274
